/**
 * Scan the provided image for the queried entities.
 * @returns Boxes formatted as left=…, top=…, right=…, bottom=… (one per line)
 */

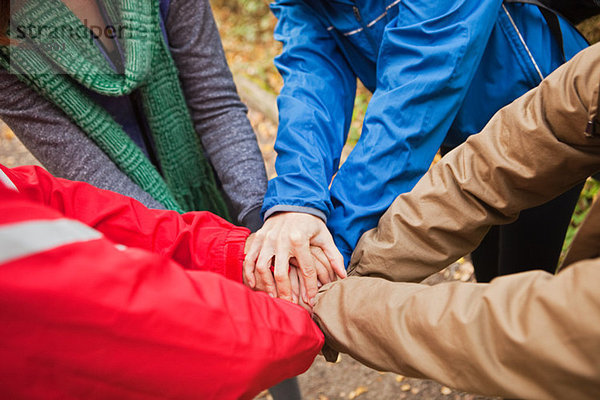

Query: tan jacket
left=313, top=43, right=600, bottom=399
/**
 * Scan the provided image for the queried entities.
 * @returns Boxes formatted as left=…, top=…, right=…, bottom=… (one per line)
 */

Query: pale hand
left=243, top=212, right=346, bottom=304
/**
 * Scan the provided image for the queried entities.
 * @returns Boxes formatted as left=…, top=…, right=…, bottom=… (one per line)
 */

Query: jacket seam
left=501, top=4, right=544, bottom=82
left=341, top=0, right=402, bottom=36
left=224, top=227, right=250, bottom=283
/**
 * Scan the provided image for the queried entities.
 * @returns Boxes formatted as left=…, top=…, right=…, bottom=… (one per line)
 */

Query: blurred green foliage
left=561, top=178, right=600, bottom=264
left=210, top=0, right=283, bottom=94
left=213, top=0, right=270, bottom=15
left=211, top=0, right=272, bottom=43
left=348, top=86, right=370, bottom=147
left=578, top=15, right=600, bottom=43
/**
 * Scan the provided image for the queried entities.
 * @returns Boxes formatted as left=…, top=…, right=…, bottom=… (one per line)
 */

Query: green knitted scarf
left=0, top=0, right=230, bottom=217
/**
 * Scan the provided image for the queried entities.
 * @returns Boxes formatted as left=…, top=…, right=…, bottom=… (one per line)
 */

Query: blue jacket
left=262, top=0, right=589, bottom=265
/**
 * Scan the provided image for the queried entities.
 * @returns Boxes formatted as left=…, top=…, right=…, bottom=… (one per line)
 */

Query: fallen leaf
left=400, top=384, right=411, bottom=392
left=2, top=126, right=15, bottom=140
left=348, top=386, right=368, bottom=399
left=440, top=386, right=452, bottom=395
left=395, top=375, right=405, bottom=382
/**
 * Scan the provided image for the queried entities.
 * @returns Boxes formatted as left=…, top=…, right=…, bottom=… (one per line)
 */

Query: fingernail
left=269, top=293, right=275, bottom=298
left=310, top=297, right=316, bottom=307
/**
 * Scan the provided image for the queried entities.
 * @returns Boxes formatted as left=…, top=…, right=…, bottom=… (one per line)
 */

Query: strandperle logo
left=13, top=20, right=125, bottom=43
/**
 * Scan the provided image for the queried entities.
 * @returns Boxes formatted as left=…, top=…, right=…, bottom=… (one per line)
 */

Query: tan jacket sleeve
left=313, top=260, right=600, bottom=399
left=312, top=44, right=600, bottom=399
left=348, top=43, right=600, bottom=283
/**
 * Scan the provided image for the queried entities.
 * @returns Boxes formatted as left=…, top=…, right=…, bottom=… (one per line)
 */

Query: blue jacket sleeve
left=261, top=0, right=357, bottom=220
left=328, top=0, right=504, bottom=264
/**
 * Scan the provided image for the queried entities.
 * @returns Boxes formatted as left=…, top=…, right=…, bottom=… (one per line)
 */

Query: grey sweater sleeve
left=0, top=0, right=265, bottom=225
left=165, top=0, right=268, bottom=227
left=0, top=69, right=166, bottom=209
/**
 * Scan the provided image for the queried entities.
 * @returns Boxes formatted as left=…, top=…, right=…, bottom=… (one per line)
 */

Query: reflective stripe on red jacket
left=0, top=164, right=323, bottom=399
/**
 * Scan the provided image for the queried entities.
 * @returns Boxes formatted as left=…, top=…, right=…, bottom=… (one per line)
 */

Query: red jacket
left=0, top=164, right=323, bottom=399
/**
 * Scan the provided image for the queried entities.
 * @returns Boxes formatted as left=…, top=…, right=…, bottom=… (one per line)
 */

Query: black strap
left=537, top=6, right=565, bottom=62
left=504, top=0, right=557, bottom=16
left=504, top=0, right=599, bottom=25
left=504, top=1, right=566, bottom=61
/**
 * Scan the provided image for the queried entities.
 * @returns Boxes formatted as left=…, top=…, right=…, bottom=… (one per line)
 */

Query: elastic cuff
left=224, top=226, right=250, bottom=283
left=313, top=287, right=340, bottom=363
left=241, top=206, right=263, bottom=232
left=263, top=205, right=328, bottom=222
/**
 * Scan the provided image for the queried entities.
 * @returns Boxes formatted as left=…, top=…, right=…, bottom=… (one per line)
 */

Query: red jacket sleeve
left=0, top=165, right=249, bottom=282
left=0, top=177, right=323, bottom=399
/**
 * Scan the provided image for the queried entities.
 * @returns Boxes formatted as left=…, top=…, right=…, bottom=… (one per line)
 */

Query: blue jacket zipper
left=351, top=1, right=379, bottom=53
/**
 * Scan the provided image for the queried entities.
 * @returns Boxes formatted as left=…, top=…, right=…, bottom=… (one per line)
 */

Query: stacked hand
left=243, top=212, right=347, bottom=306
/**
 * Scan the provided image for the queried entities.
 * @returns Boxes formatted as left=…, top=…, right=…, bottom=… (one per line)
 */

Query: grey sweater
left=0, top=0, right=267, bottom=230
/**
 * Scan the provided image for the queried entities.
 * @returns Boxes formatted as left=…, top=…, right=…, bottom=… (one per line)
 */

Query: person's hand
left=289, top=246, right=338, bottom=289
left=243, top=212, right=346, bottom=304
left=245, top=238, right=335, bottom=305
left=288, top=266, right=313, bottom=313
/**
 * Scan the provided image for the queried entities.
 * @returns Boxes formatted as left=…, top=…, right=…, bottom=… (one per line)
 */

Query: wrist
left=263, top=205, right=328, bottom=223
